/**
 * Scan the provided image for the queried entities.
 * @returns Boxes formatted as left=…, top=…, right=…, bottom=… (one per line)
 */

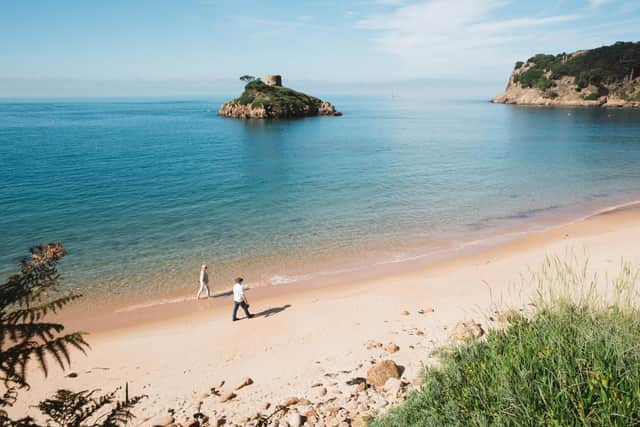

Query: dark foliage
left=38, top=388, right=145, bottom=427
left=0, top=244, right=88, bottom=417
left=233, top=80, right=323, bottom=117
left=515, top=41, right=640, bottom=91
left=0, top=244, right=144, bottom=426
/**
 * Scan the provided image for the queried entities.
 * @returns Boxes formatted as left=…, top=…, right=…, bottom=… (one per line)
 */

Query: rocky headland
left=493, top=41, right=640, bottom=108
left=219, top=76, right=342, bottom=119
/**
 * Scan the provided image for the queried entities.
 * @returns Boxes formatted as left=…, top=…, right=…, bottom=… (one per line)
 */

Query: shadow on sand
left=254, top=304, right=292, bottom=318
left=211, top=290, right=233, bottom=299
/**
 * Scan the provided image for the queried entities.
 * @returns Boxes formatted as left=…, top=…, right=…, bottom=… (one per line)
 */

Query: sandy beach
left=16, top=203, right=640, bottom=425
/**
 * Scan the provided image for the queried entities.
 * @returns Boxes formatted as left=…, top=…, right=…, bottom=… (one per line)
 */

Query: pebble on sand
left=385, top=343, right=400, bottom=353
left=234, top=377, right=254, bottom=390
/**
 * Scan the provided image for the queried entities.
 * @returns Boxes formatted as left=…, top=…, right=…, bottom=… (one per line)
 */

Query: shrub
left=516, top=68, right=544, bottom=88
left=534, top=77, right=554, bottom=90
left=373, top=258, right=640, bottom=427
left=514, top=61, right=524, bottom=70
left=513, top=42, right=640, bottom=89
left=231, top=81, right=322, bottom=116
left=597, top=85, right=609, bottom=97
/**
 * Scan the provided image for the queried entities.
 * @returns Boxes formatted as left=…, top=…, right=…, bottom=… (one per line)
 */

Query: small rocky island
left=493, top=41, right=640, bottom=108
left=219, top=74, right=342, bottom=119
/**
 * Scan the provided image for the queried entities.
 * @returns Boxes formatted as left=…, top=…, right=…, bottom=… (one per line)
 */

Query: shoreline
left=17, top=198, right=640, bottom=423
left=59, top=196, right=640, bottom=335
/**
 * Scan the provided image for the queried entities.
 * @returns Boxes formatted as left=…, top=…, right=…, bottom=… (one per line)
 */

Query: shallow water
left=2, top=94, right=640, bottom=307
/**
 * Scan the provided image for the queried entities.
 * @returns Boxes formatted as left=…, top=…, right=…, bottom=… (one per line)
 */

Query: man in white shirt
left=232, top=277, right=254, bottom=321
left=196, top=264, right=210, bottom=299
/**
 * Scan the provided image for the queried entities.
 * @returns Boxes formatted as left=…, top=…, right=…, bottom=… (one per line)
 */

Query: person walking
left=232, top=277, right=254, bottom=321
left=196, top=264, right=210, bottom=299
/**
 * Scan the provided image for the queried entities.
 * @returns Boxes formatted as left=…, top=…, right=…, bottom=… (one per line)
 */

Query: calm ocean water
left=2, top=93, right=640, bottom=307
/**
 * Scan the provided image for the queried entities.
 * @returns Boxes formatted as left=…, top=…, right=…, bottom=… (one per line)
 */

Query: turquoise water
left=2, top=95, right=640, bottom=306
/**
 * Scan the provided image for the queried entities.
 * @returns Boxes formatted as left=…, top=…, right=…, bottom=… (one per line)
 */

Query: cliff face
left=493, top=42, right=640, bottom=108
left=219, top=80, right=342, bottom=119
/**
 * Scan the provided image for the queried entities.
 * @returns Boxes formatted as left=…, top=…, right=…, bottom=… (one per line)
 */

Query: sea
left=2, top=86, right=640, bottom=310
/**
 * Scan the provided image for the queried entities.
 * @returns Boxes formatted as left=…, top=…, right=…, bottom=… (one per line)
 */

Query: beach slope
left=16, top=205, right=640, bottom=425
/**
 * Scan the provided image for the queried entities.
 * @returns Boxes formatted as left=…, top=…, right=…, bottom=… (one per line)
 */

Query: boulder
left=450, top=321, right=485, bottom=341
left=383, top=377, right=402, bottom=397
left=366, top=360, right=401, bottom=387
left=286, top=412, right=302, bottom=427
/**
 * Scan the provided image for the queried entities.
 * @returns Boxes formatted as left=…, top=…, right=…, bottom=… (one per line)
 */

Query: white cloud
left=589, top=0, right=613, bottom=7
left=373, top=0, right=406, bottom=5
left=356, top=0, right=582, bottom=79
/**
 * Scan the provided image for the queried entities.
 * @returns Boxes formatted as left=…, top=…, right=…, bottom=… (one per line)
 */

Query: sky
left=0, top=0, right=639, bottom=96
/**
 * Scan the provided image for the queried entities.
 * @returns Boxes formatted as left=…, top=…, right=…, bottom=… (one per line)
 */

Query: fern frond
left=1, top=322, right=64, bottom=342
left=98, top=394, right=147, bottom=427
left=1, top=332, right=88, bottom=385
left=3, top=293, right=83, bottom=324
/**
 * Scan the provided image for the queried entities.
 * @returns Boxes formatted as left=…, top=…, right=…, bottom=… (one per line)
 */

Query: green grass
left=372, top=258, right=640, bottom=426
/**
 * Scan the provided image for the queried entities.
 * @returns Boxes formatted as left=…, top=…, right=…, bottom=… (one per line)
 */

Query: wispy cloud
left=356, top=0, right=582, bottom=78
left=589, top=0, right=613, bottom=7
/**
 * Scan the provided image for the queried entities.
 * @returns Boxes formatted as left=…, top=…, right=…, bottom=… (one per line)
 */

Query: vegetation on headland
left=235, top=80, right=324, bottom=112
left=514, top=42, right=639, bottom=89
left=494, top=41, right=640, bottom=105
left=218, top=76, right=340, bottom=119
left=0, top=244, right=144, bottom=426
left=373, top=257, right=640, bottom=426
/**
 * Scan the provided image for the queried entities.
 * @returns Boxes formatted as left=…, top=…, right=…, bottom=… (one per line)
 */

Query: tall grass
left=373, top=257, right=640, bottom=426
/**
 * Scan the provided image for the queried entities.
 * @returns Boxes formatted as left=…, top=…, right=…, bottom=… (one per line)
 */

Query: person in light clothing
left=232, top=277, right=254, bottom=321
left=196, top=264, right=210, bottom=299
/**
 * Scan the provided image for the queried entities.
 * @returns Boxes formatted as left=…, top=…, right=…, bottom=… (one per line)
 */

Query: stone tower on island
left=264, top=75, right=282, bottom=87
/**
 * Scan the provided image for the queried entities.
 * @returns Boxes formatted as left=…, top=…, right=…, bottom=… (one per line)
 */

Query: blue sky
left=1, top=0, right=639, bottom=95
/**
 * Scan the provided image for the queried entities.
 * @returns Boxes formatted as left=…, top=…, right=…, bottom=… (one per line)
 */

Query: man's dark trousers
left=233, top=301, right=251, bottom=320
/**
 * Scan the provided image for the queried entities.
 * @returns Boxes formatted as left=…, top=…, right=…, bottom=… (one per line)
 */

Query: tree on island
left=239, top=75, right=256, bottom=83
left=0, top=243, right=144, bottom=426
